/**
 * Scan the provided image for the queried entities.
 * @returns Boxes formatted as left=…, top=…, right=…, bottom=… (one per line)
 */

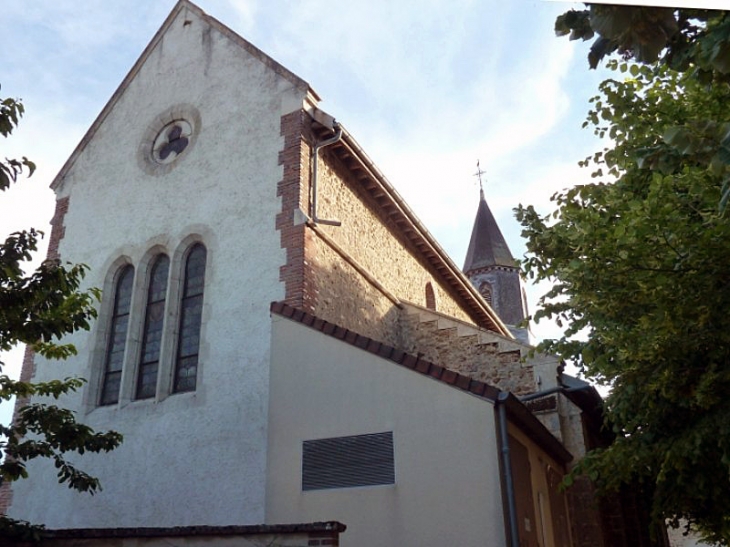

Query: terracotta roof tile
left=442, top=369, right=458, bottom=385
left=415, top=358, right=431, bottom=374
left=366, top=339, right=382, bottom=354
left=429, top=365, right=444, bottom=379
left=43, top=521, right=346, bottom=539
left=354, top=334, right=369, bottom=349
left=455, top=375, right=471, bottom=390
left=402, top=354, right=418, bottom=369
left=377, top=344, right=395, bottom=359
left=468, top=380, right=485, bottom=396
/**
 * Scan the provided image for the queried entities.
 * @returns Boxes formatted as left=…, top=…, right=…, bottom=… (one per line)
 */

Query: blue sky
left=0, top=0, right=615, bottom=418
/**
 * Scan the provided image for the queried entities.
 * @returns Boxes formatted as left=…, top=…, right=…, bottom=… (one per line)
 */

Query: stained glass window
left=174, top=244, right=206, bottom=393
left=136, top=255, right=169, bottom=399
left=100, top=265, right=134, bottom=405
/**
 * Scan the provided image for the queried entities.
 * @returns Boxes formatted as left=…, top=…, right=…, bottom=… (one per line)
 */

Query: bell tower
left=463, top=165, right=529, bottom=342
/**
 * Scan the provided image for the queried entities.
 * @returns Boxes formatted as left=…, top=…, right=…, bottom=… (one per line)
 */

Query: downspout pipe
left=496, top=391, right=520, bottom=547
left=310, top=124, right=343, bottom=226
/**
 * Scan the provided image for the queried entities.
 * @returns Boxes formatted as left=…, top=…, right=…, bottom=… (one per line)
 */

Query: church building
left=1, top=2, right=660, bottom=546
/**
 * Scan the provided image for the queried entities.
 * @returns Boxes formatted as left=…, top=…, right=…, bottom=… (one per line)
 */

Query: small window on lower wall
left=302, top=432, right=395, bottom=491
left=425, top=282, right=436, bottom=310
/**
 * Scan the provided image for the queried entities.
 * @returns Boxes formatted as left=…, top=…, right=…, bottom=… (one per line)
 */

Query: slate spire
left=463, top=183, right=530, bottom=343
left=463, top=188, right=516, bottom=274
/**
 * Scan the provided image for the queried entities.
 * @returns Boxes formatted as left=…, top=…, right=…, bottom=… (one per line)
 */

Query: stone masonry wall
left=309, top=236, right=402, bottom=346
left=399, top=308, right=537, bottom=395
left=307, top=148, right=475, bottom=340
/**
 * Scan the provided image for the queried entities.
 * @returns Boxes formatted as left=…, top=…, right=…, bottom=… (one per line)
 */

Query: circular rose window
left=152, top=120, right=193, bottom=164
left=138, top=104, right=201, bottom=176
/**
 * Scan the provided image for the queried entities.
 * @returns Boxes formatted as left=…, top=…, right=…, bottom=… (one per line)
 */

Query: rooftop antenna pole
left=474, top=160, right=486, bottom=199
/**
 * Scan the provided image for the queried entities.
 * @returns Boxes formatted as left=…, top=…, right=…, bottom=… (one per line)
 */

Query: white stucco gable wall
left=9, top=3, right=310, bottom=529
left=267, top=316, right=507, bottom=547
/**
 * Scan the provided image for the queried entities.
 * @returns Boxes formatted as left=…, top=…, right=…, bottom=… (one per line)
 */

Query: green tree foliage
left=516, top=61, right=730, bottom=544
left=555, top=6, right=730, bottom=79
left=0, top=91, right=122, bottom=539
left=557, top=7, right=730, bottom=213
left=555, top=4, right=730, bottom=211
left=0, top=97, right=35, bottom=190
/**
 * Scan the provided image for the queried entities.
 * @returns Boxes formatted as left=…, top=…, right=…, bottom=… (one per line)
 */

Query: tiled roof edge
left=270, top=301, right=501, bottom=402
left=43, top=521, right=346, bottom=539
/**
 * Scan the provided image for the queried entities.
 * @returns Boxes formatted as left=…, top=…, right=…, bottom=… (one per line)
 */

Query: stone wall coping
left=42, top=521, right=346, bottom=539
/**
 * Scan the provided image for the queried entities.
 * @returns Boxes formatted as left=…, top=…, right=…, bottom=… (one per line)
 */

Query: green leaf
left=0, top=84, right=122, bottom=534
left=519, top=48, right=730, bottom=542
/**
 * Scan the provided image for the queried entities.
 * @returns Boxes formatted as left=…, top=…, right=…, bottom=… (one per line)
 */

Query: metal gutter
left=310, top=124, right=343, bottom=226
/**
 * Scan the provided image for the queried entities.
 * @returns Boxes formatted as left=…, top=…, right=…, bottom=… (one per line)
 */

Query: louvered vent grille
left=302, top=432, right=395, bottom=491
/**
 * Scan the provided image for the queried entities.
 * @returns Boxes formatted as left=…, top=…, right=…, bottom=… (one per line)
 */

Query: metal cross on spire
left=473, top=160, right=486, bottom=197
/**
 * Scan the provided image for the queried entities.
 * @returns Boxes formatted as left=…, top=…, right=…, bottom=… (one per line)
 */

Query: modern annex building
left=2, top=2, right=660, bottom=546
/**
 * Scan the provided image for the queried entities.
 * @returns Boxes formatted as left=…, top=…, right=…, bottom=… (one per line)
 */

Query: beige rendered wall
left=305, top=151, right=476, bottom=345
left=266, top=316, right=507, bottom=547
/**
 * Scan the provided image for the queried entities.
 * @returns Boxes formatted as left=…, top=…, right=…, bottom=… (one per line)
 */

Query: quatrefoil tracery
left=152, top=120, right=193, bottom=165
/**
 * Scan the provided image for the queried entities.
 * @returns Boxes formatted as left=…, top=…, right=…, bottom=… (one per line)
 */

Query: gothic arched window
left=100, top=265, right=134, bottom=405
left=479, top=282, right=493, bottom=306
left=136, top=255, right=170, bottom=399
left=174, top=244, right=206, bottom=393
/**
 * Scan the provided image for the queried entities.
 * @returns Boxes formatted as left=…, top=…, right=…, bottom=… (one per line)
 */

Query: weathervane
left=474, top=160, right=486, bottom=194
